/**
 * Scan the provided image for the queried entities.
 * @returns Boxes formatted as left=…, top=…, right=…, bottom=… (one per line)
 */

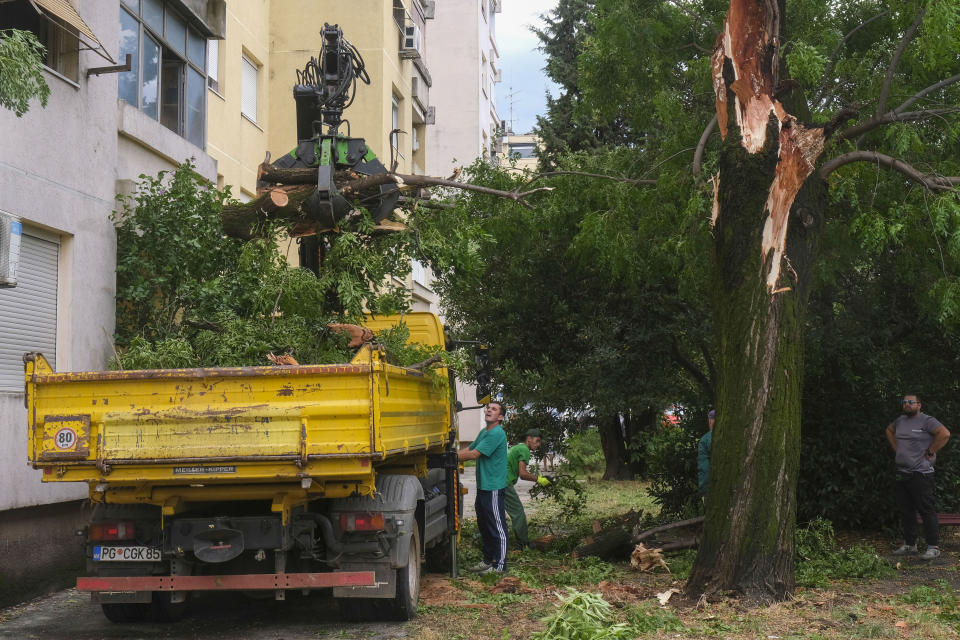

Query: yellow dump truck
left=24, top=313, right=472, bottom=623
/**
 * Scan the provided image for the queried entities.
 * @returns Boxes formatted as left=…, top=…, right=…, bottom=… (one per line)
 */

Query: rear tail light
left=340, top=512, right=386, bottom=532
left=89, top=521, right=136, bottom=541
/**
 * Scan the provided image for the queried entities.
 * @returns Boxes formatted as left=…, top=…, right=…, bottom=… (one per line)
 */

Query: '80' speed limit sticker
left=40, top=414, right=91, bottom=460
left=54, top=427, right=77, bottom=450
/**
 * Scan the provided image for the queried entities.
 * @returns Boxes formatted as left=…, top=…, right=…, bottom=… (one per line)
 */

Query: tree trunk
left=685, top=0, right=828, bottom=601
left=599, top=414, right=633, bottom=480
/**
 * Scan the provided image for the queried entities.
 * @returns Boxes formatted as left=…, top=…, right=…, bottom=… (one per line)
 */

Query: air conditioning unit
left=425, top=105, right=436, bottom=125
left=401, top=24, right=423, bottom=59
left=492, top=68, right=502, bottom=83
left=423, top=0, right=436, bottom=19
left=0, top=211, right=22, bottom=288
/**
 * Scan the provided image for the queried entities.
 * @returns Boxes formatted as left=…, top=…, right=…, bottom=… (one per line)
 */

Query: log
left=631, top=516, right=704, bottom=544
left=573, top=525, right=634, bottom=560
left=257, top=163, right=359, bottom=186
left=221, top=185, right=315, bottom=239
left=572, top=510, right=646, bottom=560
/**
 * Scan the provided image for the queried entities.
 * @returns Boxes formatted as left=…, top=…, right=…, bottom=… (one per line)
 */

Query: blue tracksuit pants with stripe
left=476, top=488, right=508, bottom=571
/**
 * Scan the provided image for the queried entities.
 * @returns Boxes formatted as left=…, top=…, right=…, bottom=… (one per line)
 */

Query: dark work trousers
left=475, top=488, right=508, bottom=571
left=896, top=471, right=939, bottom=546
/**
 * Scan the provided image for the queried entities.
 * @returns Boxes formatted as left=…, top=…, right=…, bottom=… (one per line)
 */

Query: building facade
left=0, top=0, right=224, bottom=606
left=425, top=0, right=501, bottom=178
left=500, top=132, right=540, bottom=173
left=423, top=0, right=503, bottom=440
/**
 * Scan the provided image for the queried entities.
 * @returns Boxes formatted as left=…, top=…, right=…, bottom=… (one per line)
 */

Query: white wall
left=425, top=0, right=482, bottom=176
left=0, top=0, right=217, bottom=511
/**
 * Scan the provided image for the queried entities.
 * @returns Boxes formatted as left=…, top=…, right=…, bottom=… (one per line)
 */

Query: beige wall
left=206, top=0, right=271, bottom=197
left=500, top=133, right=540, bottom=174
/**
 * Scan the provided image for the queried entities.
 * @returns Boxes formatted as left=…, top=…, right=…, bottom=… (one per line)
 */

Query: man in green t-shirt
left=459, top=401, right=509, bottom=572
left=505, top=429, right=550, bottom=549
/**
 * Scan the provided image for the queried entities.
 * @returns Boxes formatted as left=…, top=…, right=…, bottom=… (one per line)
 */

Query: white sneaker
left=919, top=547, right=941, bottom=560
left=468, top=561, right=492, bottom=573
left=892, top=544, right=918, bottom=556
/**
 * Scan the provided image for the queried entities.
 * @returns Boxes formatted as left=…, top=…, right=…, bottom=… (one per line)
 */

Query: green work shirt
left=469, top=424, right=507, bottom=491
left=507, top=443, right=531, bottom=486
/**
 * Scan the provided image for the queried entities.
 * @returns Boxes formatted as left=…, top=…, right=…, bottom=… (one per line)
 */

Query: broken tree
left=686, top=0, right=960, bottom=601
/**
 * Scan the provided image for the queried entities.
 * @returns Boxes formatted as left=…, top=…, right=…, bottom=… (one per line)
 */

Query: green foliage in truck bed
left=110, top=163, right=452, bottom=372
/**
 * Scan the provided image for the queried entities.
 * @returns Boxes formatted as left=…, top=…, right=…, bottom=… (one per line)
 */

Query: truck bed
left=25, top=314, right=452, bottom=499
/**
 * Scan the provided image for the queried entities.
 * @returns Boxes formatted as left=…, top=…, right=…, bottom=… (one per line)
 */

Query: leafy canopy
left=0, top=29, right=50, bottom=117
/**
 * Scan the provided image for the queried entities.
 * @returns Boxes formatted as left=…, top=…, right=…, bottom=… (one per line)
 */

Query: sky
left=496, top=0, right=560, bottom=135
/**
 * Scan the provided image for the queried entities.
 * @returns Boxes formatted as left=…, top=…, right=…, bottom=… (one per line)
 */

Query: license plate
left=93, top=546, right=162, bottom=562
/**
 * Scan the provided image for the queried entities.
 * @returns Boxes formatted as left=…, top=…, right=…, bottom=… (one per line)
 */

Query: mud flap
left=332, top=563, right=395, bottom=598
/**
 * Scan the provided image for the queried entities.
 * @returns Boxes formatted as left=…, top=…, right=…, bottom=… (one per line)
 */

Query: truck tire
left=391, top=526, right=421, bottom=620
left=101, top=603, right=151, bottom=623
left=338, top=527, right=421, bottom=622
left=100, top=592, right=187, bottom=624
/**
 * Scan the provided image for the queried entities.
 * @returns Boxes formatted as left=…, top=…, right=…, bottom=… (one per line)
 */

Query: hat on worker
left=708, top=410, right=716, bottom=419
left=525, top=429, right=542, bottom=438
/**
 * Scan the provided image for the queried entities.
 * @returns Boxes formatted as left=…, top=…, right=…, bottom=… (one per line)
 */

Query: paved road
left=0, top=467, right=536, bottom=640
left=0, top=588, right=410, bottom=640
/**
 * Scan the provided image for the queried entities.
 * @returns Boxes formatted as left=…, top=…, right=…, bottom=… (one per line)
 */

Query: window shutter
left=0, top=232, right=59, bottom=391
left=241, top=56, right=258, bottom=121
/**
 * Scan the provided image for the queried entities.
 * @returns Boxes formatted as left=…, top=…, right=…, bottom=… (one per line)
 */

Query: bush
left=562, top=430, right=605, bottom=477
left=794, top=518, right=892, bottom=588
left=643, top=425, right=699, bottom=518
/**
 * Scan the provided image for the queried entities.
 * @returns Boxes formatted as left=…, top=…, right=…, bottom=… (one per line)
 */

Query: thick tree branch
left=834, top=107, right=959, bottom=141
left=819, top=151, right=960, bottom=192
left=670, top=337, right=713, bottom=397
left=894, top=72, right=960, bottom=115
left=522, top=171, right=656, bottom=189
left=877, top=7, right=926, bottom=116
left=813, top=10, right=889, bottom=107
left=693, top=114, right=718, bottom=178
left=632, top=516, right=705, bottom=544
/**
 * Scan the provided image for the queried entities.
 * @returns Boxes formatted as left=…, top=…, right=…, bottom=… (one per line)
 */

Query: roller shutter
left=0, top=230, right=58, bottom=391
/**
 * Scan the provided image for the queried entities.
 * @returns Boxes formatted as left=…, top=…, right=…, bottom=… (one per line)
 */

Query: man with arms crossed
left=886, top=394, right=950, bottom=559
left=459, top=401, right=509, bottom=572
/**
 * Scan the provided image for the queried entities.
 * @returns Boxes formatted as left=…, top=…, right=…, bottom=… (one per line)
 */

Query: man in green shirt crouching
left=505, top=429, right=550, bottom=550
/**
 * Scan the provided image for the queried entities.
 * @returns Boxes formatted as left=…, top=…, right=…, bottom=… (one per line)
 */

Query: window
left=118, top=1, right=207, bottom=148
left=412, top=125, right=420, bottom=152
left=206, top=39, right=219, bottom=91
left=1, top=0, right=80, bottom=82
left=509, top=143, right=537, bottom=159
left=411, top=259, right=426, bottom=285
left=393, top=0, right=406, bottom=32
left=391, top=95, right=400, bottom=147
left=241, top=55, right=258, bottom=122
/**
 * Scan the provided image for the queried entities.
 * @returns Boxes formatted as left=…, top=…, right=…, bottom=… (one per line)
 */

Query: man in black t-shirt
left=885, top=394, right=950, bottom=560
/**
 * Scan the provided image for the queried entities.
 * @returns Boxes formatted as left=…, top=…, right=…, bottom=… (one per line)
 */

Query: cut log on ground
left=572, top=510, right=646, bottom=560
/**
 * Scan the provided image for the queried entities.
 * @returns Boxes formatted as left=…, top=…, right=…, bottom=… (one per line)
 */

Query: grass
left=413, top=478, right=960, bottom=640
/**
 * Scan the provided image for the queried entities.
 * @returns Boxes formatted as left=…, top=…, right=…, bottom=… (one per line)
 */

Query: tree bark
left=685, top=0, right=827, bottom=602
left=598, top=414, right=634, bottom=480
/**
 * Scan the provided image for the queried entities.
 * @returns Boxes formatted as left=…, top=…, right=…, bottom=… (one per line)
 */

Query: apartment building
left=425, top=0, right=501, bottom=176
left=206, top=0, right=435, bottom=197
left=0, top=0, right=224, bottom=606
left=500, top=132, right=540, bottom=173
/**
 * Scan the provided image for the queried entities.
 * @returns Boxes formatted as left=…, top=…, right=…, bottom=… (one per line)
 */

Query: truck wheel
left=150, top=592, right=188, bottom=622
left=101, top=592, right=187, bottom=624
left=101, top=603, right=151, bottom=623
left=337, top=528, right=421, bottom=622
left=391, top=527, right=421, bottom=620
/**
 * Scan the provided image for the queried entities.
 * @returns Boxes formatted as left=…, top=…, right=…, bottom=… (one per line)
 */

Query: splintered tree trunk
left=686, top=0, right=828, bottom=601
